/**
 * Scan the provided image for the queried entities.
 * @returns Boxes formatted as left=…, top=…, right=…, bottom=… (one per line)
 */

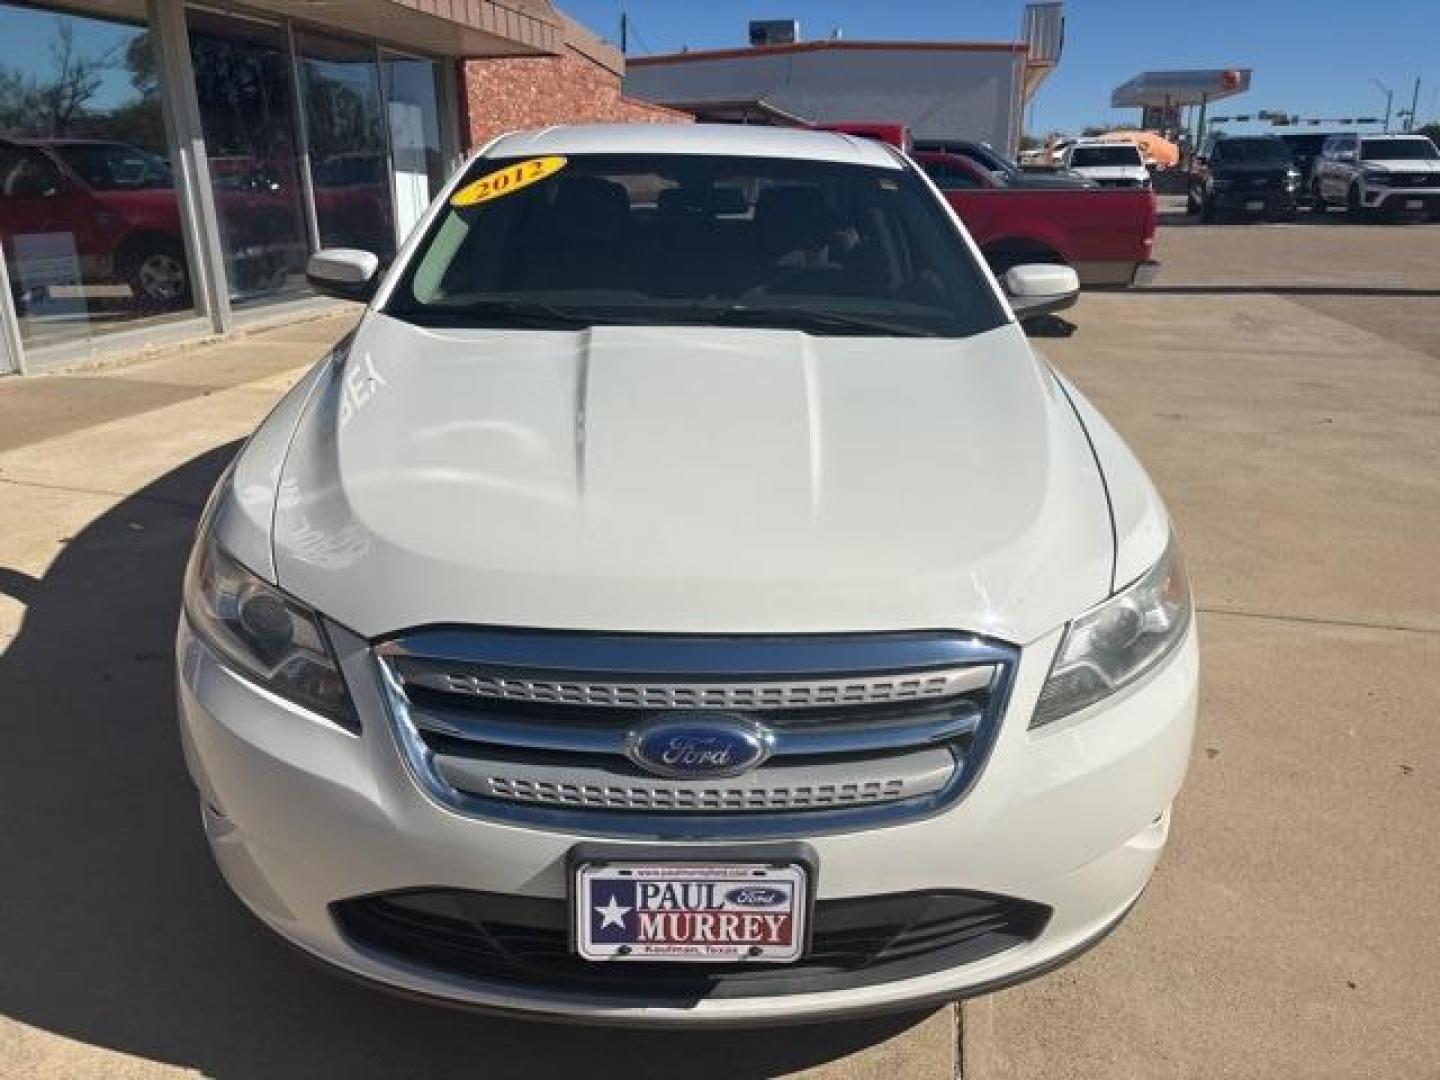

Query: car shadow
left=0, top=444, right=934, bottom=1078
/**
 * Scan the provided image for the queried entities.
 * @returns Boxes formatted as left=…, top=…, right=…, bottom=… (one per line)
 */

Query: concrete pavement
left=2, top=225, right=1437, bottom=1078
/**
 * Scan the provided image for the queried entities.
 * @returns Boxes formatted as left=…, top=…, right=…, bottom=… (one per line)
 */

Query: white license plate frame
left=574, top=861, right=809, bottom=963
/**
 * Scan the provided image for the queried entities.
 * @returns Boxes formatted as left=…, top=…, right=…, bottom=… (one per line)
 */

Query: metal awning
left=239, top=0, right=565, bottom=57
left=1111, top=69, right=1252, bottom=108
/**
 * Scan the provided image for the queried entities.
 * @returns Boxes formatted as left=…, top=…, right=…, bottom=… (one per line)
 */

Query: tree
left=30, top=21, right=112, bottom=135
left=0, top=17, right=134, bottom=139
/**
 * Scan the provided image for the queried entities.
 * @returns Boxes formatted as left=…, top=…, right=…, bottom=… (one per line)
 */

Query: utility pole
left=1372, top=78, right=1393, bottom=133
left=1406, top=76, right=1421, bottom=132
left=619, top=3, right=628, bottom=55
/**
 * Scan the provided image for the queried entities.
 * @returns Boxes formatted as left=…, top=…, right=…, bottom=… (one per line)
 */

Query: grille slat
left=398, top=664, right=995, bottom=711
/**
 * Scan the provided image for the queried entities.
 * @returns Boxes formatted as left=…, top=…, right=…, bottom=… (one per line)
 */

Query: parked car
left=177, top=123, right=1197, bottom=1024
left=916, top=149, right=1160, bottom=286
left=1186, top=134, right=1300, bottom=222
left=1277, top=131, right=1342, bottom=204
left=1312, top=133, right=1440, bottom=219
left=1061, top=139, right=1151, bottom=189
left=915, top=139, right=1096, bottom=189
left=0, top=138, right=190, bottom=308
left=0, top=138, right=297, bottom=310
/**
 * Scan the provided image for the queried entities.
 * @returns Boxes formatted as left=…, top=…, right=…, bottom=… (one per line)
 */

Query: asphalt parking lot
left=1, top=218, right=1437, bottom=1078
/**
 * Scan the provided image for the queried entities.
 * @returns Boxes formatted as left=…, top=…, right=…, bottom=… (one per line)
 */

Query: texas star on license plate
left=575, top=863, right=807, bottom=962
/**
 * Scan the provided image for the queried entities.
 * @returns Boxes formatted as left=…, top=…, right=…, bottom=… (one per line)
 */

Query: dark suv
left=1187, top=135, right=1300, bottom=222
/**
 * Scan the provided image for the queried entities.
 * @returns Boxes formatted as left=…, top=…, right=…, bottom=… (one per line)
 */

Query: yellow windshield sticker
left=451, top=156, right=567, bottom=207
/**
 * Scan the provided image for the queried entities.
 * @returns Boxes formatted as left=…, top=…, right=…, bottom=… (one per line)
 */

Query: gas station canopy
left=1111, top=68, right=1252, bottom=108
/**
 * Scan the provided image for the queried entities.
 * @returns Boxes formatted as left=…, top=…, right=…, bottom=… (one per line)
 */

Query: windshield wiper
left=710, top=305, right=939, bottom=338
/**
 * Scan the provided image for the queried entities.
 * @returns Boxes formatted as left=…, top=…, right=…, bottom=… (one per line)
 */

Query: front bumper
left=1361, top=184, right=1440, bottom=213
left=176, top=618, right=1199, bottom=1025
left=1210, top=187, right=1298, bottom=215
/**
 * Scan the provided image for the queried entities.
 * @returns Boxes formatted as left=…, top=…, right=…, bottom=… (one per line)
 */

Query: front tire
left=1199, top=194, right=1215, bottom=223
left=1346, top=183, right=1368, bottom=220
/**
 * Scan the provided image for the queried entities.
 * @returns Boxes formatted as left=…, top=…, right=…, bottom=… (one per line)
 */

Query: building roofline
left=628, top=39, right=1028, bottom=67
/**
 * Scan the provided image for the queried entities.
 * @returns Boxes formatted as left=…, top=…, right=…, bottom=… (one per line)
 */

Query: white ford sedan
left=176, top=123, right=1197, bottom=1025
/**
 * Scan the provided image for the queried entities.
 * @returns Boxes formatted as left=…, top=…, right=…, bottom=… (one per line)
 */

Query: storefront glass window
left=381, top=53, right=444, bottom=241
left=0, top=3, right=201, bottom=348
left=188, top=9, right=311, bottom=307
left=299, top=33, right=394, bottom=258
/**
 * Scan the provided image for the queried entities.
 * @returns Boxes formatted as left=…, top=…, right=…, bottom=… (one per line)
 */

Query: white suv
left=1061, top=138, right=1151, bottom=188
left=176, top=124, right=1198, bottom=1024
left=1313, top=133, right=1440, bottom=218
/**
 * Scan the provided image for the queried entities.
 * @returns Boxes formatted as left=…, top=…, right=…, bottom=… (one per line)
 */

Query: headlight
left=1031, top=538, right=1192, bottom=729
left=183, top=535, right=356, bottom=729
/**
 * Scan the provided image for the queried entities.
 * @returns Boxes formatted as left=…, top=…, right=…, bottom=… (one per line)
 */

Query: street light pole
left=1371, top=78, right=1393, bottom=133
left=1406, top=77, right=1421, bottom=132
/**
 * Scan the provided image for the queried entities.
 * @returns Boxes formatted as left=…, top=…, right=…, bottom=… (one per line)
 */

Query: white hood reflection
left=272, top=313, right=1115, bottom=642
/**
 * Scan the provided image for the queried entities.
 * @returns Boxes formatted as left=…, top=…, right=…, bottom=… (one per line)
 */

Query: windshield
left=386, top=153, right=1007, bottom=339
left=55, top=143, right=172, bottom=190
left=1212, top=139, right=1292, bottom=165
left=1361, top=138, right=1439, bottom=161
left=1070, top=145, right=1142, bottom=167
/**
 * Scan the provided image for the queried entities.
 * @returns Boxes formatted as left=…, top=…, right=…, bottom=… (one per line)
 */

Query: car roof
left=484, top=123, right=903, bottom=169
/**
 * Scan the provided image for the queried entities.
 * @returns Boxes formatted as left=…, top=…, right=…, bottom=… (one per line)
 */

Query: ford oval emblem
left=624, top=713, right=773, bottom=780
left=725, top=886, right=786, bottom=907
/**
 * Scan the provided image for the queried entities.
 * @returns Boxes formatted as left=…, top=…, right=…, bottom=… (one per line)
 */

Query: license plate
left=1406, top=199, right=1425, bottom=210
left=1245, top=200, right=1266, bottom=211
left=575, top=862, right=808, bottom=962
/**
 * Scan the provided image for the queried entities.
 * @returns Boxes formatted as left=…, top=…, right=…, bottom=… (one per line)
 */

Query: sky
left=562, top=0, right=1440, bottom=136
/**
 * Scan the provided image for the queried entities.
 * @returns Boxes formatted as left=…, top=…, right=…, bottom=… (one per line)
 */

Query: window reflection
left=0, top=6, right=198, bottom=346
left=300, top=33, right=395, bottom=258
left=382, top=53, right=444, bottom=241
left=189, top=10, right=310, bottom=306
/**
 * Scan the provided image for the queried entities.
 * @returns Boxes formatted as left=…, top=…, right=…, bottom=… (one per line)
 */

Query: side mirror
left=1003, top=264, right=1080, bottom=321
left=306, top=248, right=380, bottom=302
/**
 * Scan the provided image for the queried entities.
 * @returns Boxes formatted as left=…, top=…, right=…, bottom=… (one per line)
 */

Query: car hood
left=269, top=313, right=1115, bottom=642
left=1361, top=159, right=1440, bottom=174
left=1073, top=165, right=1147, bottom=180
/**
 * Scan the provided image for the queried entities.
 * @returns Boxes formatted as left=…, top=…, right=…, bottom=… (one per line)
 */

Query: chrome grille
left=375, top=630, right=1017, bottom=839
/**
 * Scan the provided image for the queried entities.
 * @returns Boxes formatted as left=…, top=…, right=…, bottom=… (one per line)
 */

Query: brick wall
left=461, top=47, right=691, bottom=149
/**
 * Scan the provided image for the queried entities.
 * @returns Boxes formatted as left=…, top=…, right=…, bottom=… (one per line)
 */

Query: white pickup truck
left=1312, top=132, right=1440, bottom=218
left=176, top=124, right=1198, bottom=1025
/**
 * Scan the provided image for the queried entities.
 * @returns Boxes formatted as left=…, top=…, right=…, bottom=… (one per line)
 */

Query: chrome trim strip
left=410, top=702, right=982, bottom=757
left=375, top=629, right=1014, bottom=676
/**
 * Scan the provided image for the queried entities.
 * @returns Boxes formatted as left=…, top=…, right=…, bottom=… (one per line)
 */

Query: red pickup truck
left=915, top=150, right=1159, bottom=287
